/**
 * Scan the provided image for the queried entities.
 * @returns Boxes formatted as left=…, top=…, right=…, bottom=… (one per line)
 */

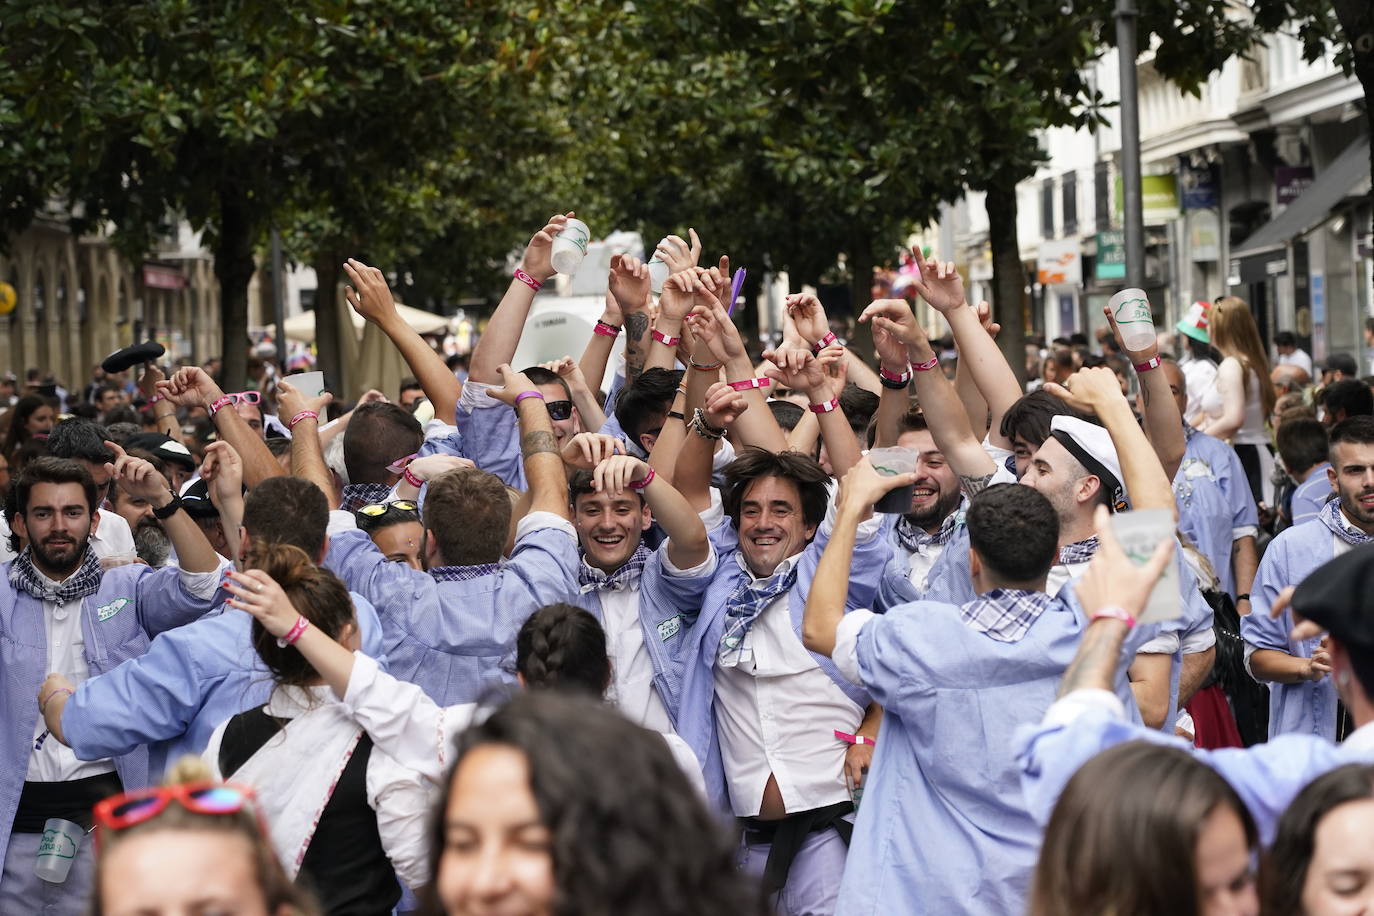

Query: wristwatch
left=151, top=492, right=184, bottom=520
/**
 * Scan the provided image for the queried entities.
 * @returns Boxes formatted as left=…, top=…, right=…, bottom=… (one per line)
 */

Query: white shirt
left=593, top=545, right=716, bottom=735
left=1278, top=349, right=1314, bottom=375
left=712, top=552, right=862, bottom=818
left=903, top=541, right=947, bottom=593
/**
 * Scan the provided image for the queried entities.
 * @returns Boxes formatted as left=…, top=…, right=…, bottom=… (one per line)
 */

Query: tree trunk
left=1331, top=0, right=1374, bottom=307
left=847, top=237, right=876, bottom=364
left=312, top=250, right=344, bottom=396
left=216, top=184, right=257, bottom=391
left=985, top=179, right=1028, bottom=388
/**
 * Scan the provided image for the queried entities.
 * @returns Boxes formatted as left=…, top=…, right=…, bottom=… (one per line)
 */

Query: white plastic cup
left=290, top=370, right=325, bottom=398
left=647, top=256, right=671, bottom=293
left=1108, top=288, right=1157, bottom=352
left=549, top=218, right=591, bottom=276
left=866, top=447, right=921, bottom=514
left=1109, top=507, right=1180, bottom=624
left=34, top=817, right=82, bottom=883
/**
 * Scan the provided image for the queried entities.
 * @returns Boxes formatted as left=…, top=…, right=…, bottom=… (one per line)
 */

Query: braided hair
left=515, top=603, right=611, bottom=696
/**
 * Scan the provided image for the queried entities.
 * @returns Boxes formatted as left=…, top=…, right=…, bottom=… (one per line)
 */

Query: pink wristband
left=1133, top=355, right=1162, bottom=372
left=209, top=395, right=234, bottom=415
left=809, top=398, right=841, bottom=414
left=834, top=730, right=875, bottom=747
left=277, top=615, right=310, bottom=648
left=912, top=356, right=940, bottom=372
left=811, top=331, right=839, bottom=354
left=651, top=328, right=681, bottom=347
left=727, top=377, right=770, bottom=392
left=1090, top=605, right=1137, bottom=628
left=878, top=365, right=912, bottom=385
left=594, top=320, right=621, bottom=338
left=288, top=409, right=319, bottom=429
left=403, top=466, right=424, bottom=489
left=626, top=467, right=656, bottom=491
left=513, top=268, right=542, bottom=292
left=514, top=390, right=545, bottom=405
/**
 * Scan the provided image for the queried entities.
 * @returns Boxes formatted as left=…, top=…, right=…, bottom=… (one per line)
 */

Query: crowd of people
left=2, top=213, right=1373, bottom=915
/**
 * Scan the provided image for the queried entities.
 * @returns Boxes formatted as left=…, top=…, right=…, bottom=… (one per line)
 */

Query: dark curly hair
left=722, top=446, right=830, bottom=530
left=515, top=603, right=610, bottom=695
left=425, top=691, right=770, bottom=916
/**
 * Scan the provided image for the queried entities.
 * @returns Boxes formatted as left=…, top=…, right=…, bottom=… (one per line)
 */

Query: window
left=1094, top=161, right=1112, bottom=229
left=1041, top=178, right=1056, bottom=238
left=1062, top=174, right=1078, bottom=235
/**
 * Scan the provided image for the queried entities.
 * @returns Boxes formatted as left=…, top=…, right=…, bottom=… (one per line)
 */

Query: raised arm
left=1103, top=305, right=1185, bottom=480
left=487, top=364, right=570, bottom=520
left=954, top=302, right=1000, bottom=438
left=1045, top=367, right=1175, bottom=516
left=104, top=441, right=219, bottom=573
left=278, top=380, right=338, bottom=508
left=861, top=298, right=995, bottom=479
left=470, top=213, right=571, bottom=384
left=344, top=258, right=460, bottom=423
left=157, top=367, right=282, bottom=487
left=595, top=454, right=709, bottom=569
left=139, top=364, right=182, bottom=443
left=610, top=254, right=654, bottom=385
left=802, top=457, right=916, bottom=656
left=580, top=288, right=624, bottom=396
left=200, top=441, right=245, bottom=564
left=763, top=346, right=860, bottom=479
left=674, top=381, right=747, bottom=513
left=912, top=257, right=1022, bottom=449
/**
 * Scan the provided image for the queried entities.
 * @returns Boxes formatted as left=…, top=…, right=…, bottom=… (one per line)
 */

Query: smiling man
left=1243, top=416, right=1374, bottom=741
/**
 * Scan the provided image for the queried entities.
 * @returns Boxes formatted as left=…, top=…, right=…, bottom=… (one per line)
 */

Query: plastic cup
left=290, top=370, right=325, bottom=398
left=1109, top=507, right=1180, bottom=624
left=550, top=218, right=591, bottom=276
left=1108, top=288, right=1157, bottom=352
left=647, top=256, right=670, bottom=293
left=866, top=447, right=920, bottom=514
left=34, top=817, right=82, bottom=883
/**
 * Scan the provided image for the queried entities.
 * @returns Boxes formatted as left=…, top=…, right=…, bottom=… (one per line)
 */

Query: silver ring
left=255, top=584, right=263, bottom=593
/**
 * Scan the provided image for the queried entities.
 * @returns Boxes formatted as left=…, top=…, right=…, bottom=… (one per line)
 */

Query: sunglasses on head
left=92, top=782, right=261, bottom=850
left=546, top=400, right=573, bottom=421
left=357, top=500, right=418, bottom=517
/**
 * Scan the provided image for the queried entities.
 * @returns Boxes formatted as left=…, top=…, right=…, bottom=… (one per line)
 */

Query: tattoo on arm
left=1057, top=623, right=1126, bottom=698
left=958, top=472, right=996, bottom=497
left=520, top=430, right=559, bottom=459
left=625, top=312, right=650, bottom=380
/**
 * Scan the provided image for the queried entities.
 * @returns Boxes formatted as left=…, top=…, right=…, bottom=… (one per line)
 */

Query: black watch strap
left=151, top=492, right=183, bottom=520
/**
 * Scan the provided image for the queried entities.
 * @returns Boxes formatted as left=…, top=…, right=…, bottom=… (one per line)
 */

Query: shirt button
left=53, top=608, right=68, bottom=621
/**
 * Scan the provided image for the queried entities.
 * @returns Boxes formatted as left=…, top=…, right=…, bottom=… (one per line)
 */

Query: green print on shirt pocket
left=657, top=615, right=682, bottom=641
left=97, top=597, right=131, bottom=622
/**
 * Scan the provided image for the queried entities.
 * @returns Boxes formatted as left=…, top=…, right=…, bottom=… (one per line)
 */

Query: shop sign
left=1095, top=230, right=1126, bottom=280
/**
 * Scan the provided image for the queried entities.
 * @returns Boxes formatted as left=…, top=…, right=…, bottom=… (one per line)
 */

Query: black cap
left=1320, top=353, right=1359, bottom=377
left=179, top=478, right=220, bottom=520
left=124, top=433, right=196, bottom=471
left=101, top=341, right=165, bottom=374
left=1291, top=543, right=1374, bottom=656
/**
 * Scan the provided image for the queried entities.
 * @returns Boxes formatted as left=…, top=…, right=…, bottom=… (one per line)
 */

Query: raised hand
left=909, top=255, right=966, bottom=315
left=654, top=229, right=702, bottom=273
left=1073, top=505, right=1176, bottom=623
left=404, top=454, right=476, bottom=483
left=156, top=366, right=223, bottom=409
left=838, top=457, right=918, bottom=512
left=974, top=300, right=1001, bottom=339
left=520, top=212, right=574, bottom=284
left=817, top=345, right=850, bottom=400
left=561, top=432, right=626, bottom=470
left=762, top=347, right=827, bottom=396
left=137, top=363, right=165, bottom=401
left=539, top=357, right=588, bottom=391
left=685, top=298, right=746, bottom=365
left=357, top=389, right=389, bottom=406
left=276, top=379, right=332, bottom=426
left=343, top=259, right=400, bottom=324
left=1044, top=366, right=1129, bottom=416
left=658, top=271, right=697, bottom=323
left=104, top=440, right=172, bottom=502
left=487, top=364, right=542, bottom=407
left=784, top=293, right=832, bottom=347
left=592, top=454, right=652, bottom=495
left=1102, top=302, right=1157, bottom=364
left=223, top=569, right=300, bottom=639
left=702, top=381, right=749, bottom=430
left=608, top=254, right=650, bottom=315
left=200, top=441, right=244, bottom=509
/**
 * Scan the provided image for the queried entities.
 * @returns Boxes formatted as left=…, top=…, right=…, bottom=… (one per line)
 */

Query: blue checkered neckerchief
left=894, top=497, right=967, bottom=553
left=9, top=546, right=102, bottom=604
left=429, top=563, right=502, bottom=582
left=718, top=557, right=799, bottom=668
left=1319, top=498, right=1373, bottom=547
left=1182, top=422, right=1199, bottom=443
left=1057, top=536, right=1100, bottom=566
left=960, top=588, right=1057, bottom=643
left=341, top=483, right=396, bottom=513
left=579, top=542, right=650, bottom=593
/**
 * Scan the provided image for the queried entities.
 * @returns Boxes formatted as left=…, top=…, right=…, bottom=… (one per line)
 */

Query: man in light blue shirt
left=1277, top=418, right=1334, bottom=526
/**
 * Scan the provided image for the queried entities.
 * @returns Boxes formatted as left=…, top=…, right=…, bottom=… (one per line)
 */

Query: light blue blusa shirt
left=61, top=593, right=387, bottom=780
left=829, top=592, right=1153, bottom=914
left=1290, top=463, right=1334, bottom=526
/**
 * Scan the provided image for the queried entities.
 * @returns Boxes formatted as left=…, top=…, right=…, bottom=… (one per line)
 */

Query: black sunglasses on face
left=546, top=400, right=573, bottom=421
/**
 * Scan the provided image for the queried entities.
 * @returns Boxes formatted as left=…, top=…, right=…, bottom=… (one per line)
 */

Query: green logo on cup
left=1114, top=297, right=1151, bottom=323
left=38, top=827, right=76, bottom=860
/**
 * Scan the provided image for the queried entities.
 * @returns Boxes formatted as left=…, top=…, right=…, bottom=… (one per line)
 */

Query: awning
left=1233, top=136, right=1371, bottom=257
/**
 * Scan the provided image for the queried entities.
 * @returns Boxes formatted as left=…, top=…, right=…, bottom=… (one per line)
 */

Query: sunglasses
left=92, top=782, right=261, bottom=850
left=226, top=391, right=261, bottom=406
left=546, top=400, right=573, bottom=421
left=357, top=500, right=418, bottom=517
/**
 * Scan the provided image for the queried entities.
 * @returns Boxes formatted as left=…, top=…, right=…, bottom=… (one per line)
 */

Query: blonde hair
left=1208, top=297, right=1277, bottom=418
left=91, top=756, right=319, bottom=916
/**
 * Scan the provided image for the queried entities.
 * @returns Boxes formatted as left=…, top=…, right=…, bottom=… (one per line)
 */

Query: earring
left=1337, top=670, right=1352, bottom=689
